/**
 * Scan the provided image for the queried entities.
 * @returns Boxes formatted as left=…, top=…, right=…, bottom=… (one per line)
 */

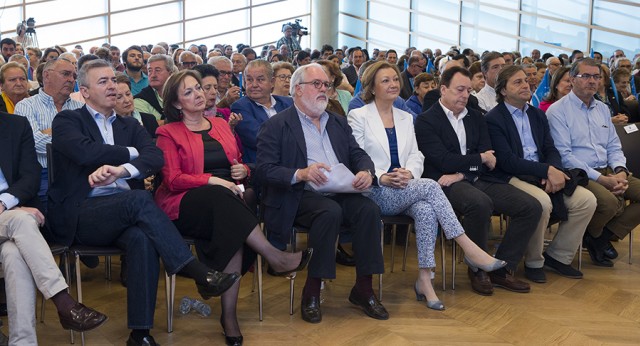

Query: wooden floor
left=23, top=222, right=640, bottom=345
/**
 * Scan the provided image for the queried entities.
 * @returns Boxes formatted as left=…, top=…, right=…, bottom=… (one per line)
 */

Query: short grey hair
left=77, top=59, right=111, bottom=88
left=244, top=59, right=273, bottom=79
left=147, top=54, right=177, bottom=73
left=569, top=57, right=601, bottom=77
left=208, top=56, right=232, bottom=69
left=613, top=57, right=631, bottom=70
left=289, top=63, right=326, bottom=95
left=179, top=50, right=197, bottom=63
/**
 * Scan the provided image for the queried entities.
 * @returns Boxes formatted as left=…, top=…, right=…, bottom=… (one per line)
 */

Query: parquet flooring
left=24, top=222, right=640, bottom=345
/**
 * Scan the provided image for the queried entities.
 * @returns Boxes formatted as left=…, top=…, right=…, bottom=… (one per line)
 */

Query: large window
left=0, top=0, right=310, bottom=51
left=338, top=0, right=640, bottom=60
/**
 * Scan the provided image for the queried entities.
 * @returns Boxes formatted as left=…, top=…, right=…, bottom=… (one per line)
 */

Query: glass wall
left=338, top=0, right=640, bottom=61
left=0, top=0, right=310, bottom=51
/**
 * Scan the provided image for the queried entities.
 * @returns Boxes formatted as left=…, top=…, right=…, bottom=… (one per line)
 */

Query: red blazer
left=155, top=116, right=249, bottom=220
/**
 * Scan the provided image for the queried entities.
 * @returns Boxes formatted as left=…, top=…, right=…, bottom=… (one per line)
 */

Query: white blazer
left=348, top=102, right=424, bottom=180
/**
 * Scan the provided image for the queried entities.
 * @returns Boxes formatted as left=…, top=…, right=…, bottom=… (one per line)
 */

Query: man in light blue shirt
left=486, top=65, right=596, bottom=282
left=547, top=58, right=640, bottom=267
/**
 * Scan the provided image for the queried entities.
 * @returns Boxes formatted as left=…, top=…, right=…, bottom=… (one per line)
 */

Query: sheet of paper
left=624, top=123, right=638, bottom=134
left=308, top=163, right=369, bottom=193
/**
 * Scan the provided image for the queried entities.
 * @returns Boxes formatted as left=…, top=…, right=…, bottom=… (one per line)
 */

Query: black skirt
left=173, top=185, right=258, bottom=274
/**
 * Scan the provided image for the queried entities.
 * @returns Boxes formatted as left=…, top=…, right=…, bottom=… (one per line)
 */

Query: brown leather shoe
left=58, top=302, right=108, bottom=332
left=467, top=268, right=493, bottom=296
left=488, top=269, right=530, bottom=293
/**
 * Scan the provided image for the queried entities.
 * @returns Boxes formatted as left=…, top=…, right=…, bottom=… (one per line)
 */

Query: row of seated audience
left=0, top=34, right=639, bottom=346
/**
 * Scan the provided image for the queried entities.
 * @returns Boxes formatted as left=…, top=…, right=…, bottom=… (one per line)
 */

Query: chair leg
left=105, top=256, right=111, bottom=281
left=289, top=275, right=295, bottom=315
left=578, top=243, right=583, bottom=271
left=74, top=253, right=85, bottom=346
left=390, top=224, right=396, bottom=273
left=165, top=272, right=175, bottom=333
left=628, top=231, right=633, bottom=265
left=402, top=224, right=411, bottom=271
left=379, top=223, right=384, bottom=301
left=257, top=254, right=263, bottom=321
left=451, top=242, right=456, bottom=290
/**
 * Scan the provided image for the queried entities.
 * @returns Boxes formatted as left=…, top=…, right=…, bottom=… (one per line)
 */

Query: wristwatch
left=0, top=200, right=7, bottom=211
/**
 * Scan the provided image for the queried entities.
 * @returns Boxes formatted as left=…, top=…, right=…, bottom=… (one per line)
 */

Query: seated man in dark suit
left=0, top=112, right=106, bottom=344
left=399, top=56, right=425, bottom=100
left=341, top=47, right=363, bottom=88
left=421, top=59, right=485, bottom=115
left=256, top=63, right=388, bottom=323
left=415, top=66, right=541, bottom=296
left=48, top=60, right=239, bottom=346
left=231, top=59, right=293, bottom=164
left=485, top=66, right=596, bottom=282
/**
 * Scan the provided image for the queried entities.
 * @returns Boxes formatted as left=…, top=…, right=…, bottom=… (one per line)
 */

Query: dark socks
left=51, top=290, right=76, bottom=314
left=302, top=277, right=322, bottom=299
left=179, top=259, right=211, bottom=286
left=353, top=275, right=374, bottom=296
left=131, top=329, right=150, bottom=343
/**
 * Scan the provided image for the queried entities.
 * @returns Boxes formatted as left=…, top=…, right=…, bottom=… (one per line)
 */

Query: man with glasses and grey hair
left=548, top=58, right=640, bottom=268
left=15, top=57, right=83, bottom=207
left=209, top=56, right=241, bottom=109
left=134, top=54, right=176, bottom=121
left=231, top=59, right=292, bottom=164
left=256, top=63, right=388, bottom=324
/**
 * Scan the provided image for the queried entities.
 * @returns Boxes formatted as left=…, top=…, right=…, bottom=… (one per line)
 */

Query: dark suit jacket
left=134, top=86, right=164, bottom=119
left=255, top=106, right=376, bottom=245
left=415, top=102, right=498, bottom=183
left=139, top=111, right=159, bottom=138
left=341, top=65, right=358, bottom=88
left=421, top=89, right=485, bottom=115
left=485, top=102, right=562, bottom=182
left=47, top=106, right=163, bottom=245
left=400, top=70, right=414, bottom=100
left=0, top=112, right=41, bottom=209
left=0, top=97, right=8, bottom=113
left=231, top=95, right=293, bottom=163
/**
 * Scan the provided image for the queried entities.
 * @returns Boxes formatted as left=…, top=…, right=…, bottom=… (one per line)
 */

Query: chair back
left=614, top=123, right=640, bottom=176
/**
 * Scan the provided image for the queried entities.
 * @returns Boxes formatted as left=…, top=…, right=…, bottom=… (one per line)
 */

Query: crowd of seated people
left=0, top=33, right=639, bottom=345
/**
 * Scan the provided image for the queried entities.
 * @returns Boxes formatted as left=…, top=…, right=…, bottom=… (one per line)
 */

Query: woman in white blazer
left=347, top=61, right=505, bottom=310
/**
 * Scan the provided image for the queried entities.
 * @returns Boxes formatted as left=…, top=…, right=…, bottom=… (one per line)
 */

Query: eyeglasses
left=218, top=70, right=233, bottom=76
left=299, top=80, right=333, bottom=90
left=574, top=74, right=602, bottom=81
left=181, top=61, right=197, bottom=67
left=276, top=74, right=292, bottom=81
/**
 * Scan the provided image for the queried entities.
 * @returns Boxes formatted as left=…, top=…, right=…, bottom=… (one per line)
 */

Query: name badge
left=624, top=124, right=639, bottom=134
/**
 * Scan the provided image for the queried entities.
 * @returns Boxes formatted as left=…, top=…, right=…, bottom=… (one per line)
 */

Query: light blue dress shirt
left=547, top=91, right=626, bottom=181
left=505, top=102, right=539, bottom=162
left=85, top=105, right=141, bottom=197
left=0, top=168, right=19, bottom=210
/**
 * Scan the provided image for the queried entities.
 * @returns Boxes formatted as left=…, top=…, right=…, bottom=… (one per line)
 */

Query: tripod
left=24, top=28, right=38, bottom=48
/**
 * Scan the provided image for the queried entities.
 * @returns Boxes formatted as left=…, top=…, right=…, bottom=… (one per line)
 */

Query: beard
left=299, top=93, right=328, bottom=116
left=126, top=63, right=142, bottom=72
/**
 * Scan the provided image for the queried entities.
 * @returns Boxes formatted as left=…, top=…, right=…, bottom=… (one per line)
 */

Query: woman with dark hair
left=295, top=50, right=311, bottom=67
left=155, top=70, right=312, bottom=345
left=269, top=53, right=285, bottom=63
left=539, top=66, right=571, bottom=112
left=348, top=61, right=505, bottom=311
left=39, top=47, right=59, bottom=63
left=114, top=73, right=159, bottom=138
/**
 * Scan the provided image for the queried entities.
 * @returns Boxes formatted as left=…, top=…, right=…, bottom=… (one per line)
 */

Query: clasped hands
left=296, top=163, right=372, bottom=190
left=380, top=168, right=412, bottom=189
left=88, top=165, right=130, bottom=188
left=597, top=171, right=629, bottom=196
left=541, top=165, right=570, bottom=194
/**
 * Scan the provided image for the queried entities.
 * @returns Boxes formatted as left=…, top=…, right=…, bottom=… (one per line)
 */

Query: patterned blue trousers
left=369, top=178, right=465, bottom=268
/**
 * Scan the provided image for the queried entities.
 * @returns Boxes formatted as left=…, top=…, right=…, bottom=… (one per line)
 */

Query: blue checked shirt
left=505, top=102, right=539, bottom=162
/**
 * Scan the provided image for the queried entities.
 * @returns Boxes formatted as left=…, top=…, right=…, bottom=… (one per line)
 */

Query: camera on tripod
left=282, top=19, right=309, bottom=36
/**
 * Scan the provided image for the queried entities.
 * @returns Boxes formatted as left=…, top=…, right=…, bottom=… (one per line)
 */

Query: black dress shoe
left=543, top=252, right=583, bottom=279
left=0, top=303, right=7, bottom=317
left=58, top=302, right=108, bottom=332
left=126, top=335, right=159, bottom=346
left=197, top=271, right=241, bottom=300
left=336, top=244, right=356, bottom=266
left=80, top=255, right=99, bottom=269
left=220, top=318, right=243, bottom=346
left=467, top=268, right=493, bottom=296
left=348, top=288, right=389, bottom=320
left=584, top=233, right=614, bottom=267
left=270, top=248, right=313, bottom=276
left=524, top=266, right=547, bottom=283
left=301, top=296, right=322, bottom=323
left=603, top=241, right=618, bottom=260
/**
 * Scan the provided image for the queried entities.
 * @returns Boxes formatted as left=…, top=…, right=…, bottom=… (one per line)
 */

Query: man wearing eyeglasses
left=231, top=60, right=292, bottom=164
left=256, top=63, right=388, bottom=324
left=15, top=58, right=83, bottom=207
left=548, top=58, right=640, bottom=267
left=134, top=54, right=176, bottom=121
left=209, top=56, right=241, bottom=109
left=178, top=51, right=198, bottom=71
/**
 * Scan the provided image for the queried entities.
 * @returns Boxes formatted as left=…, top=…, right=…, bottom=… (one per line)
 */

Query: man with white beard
left=256, top=63, right=388, bottom=324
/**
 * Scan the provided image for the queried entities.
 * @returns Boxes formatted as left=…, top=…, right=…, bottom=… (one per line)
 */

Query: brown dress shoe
left=58, top=302, right=108, bottom=332
left=488, top=269, right=530, bottom=293
left=467, top=268, right=493, bottom=296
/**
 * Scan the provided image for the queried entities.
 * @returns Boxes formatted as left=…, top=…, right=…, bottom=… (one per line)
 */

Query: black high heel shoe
left=220, top=318, right=243, bottom=346
left=270, top=248, right=313, bottom=276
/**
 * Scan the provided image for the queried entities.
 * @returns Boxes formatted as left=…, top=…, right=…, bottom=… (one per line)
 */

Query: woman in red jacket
left=155, top=70, right=311, bottom=346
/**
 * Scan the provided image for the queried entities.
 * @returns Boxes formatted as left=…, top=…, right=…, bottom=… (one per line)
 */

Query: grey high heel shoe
left=414, top=281, right=445, bottom=311
left=464, top=256, right=507, bottom=273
